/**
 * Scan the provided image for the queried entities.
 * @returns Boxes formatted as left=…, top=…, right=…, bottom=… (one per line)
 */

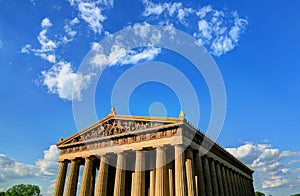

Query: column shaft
left=133, top=151, right=145, bottom=196
left=168, top=168, right=174, bottom=196
left=65, top=159, right=80, bottom=196
left=54, top=161, right=68, bottom=196
left=149, top=167, right=155, bottom=196
left=95, top=156, right=109, bottom=196
left=203, top=156, right=213, bottom=196
left=250, top=179, right=255, bottom=196
left=237, top=174, right=243, bottom=196
left=174, top=145, right=186, bottom=196
left=226, top=168, right=233, bottom=196
left=80, top=157, right=94, bottom=196
left=235, top=172, right=241, bottom=196
left=221, top=165, right=229, bottom=196
left=193, top=151, right=206, bottom=196
left=209, top=158, right=219, bottom=196
left=185, top=149, right=195, bottom=196
left=216, top=162, right=224, bottom=195
left=230, top=170, right=237, bottom=195
left=114, top=153, right=126, bottom=196
left=155, top=147, right=166, bottom=196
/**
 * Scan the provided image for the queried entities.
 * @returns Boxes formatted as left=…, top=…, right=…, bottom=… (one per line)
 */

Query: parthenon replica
left=54, top=108, right=255, bottom=196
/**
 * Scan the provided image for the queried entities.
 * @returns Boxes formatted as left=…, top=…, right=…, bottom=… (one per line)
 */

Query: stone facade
left=54, top=109, right=255, bottom=196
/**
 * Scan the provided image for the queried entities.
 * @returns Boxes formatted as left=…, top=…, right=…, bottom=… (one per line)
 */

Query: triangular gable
left=57, top=114, right=183, bottom=148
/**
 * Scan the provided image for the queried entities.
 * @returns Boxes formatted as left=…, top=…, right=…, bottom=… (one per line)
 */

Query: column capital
left=173, top=143, right=188, bottom=148
left=58, top=159, right=70, bottom=163
left=83, top=156, right=97, bottom=160
left=70, top=158, right=82, bottom=162
left=185, top=148, right=194, bottom=159
left=156, top=145, right=169, bottom=151
left=115, top=151, right=128, bottom=156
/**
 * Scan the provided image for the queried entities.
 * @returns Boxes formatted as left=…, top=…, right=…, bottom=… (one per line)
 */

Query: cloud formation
left=21, top=0, right=248, bottom=101
left=41, top=61, right=92, bottom=101
left=67, top=0, right=112, bottom=34
left=90, top=42, right=161, bottom=69
left=142, top=1, right=247, bottom=56
left=226, top=142, right=300, bottom=190
left=0, top=145, right=59, bottom=184
left=36, top=145, right=59, bottom=176
left=21, top=18, right=57, bottom=63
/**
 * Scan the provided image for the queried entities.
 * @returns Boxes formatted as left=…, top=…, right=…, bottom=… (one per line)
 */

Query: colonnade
left=54, top=145, right=255, bottom=196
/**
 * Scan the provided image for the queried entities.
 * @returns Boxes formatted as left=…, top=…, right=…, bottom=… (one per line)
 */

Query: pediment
left=57, top=114, right=183, bottom=148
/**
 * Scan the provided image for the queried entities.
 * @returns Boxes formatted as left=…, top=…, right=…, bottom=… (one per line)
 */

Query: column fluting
left=54, top=160, right=68, bottom=196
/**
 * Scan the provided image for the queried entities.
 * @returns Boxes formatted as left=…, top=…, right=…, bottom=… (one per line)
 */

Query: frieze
left=66, top=119, right=169, bottom=143
left=60, top=128, right=178, bottom=155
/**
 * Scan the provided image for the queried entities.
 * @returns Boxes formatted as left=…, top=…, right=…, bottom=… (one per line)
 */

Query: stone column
left=203, top=156, right=213, bottom=196
left=244, top=178, right=250, bottom=196
left=114, top=153, right=126, bottom=196
left=133, top=151, right=145, bottom=196
left=235, top=172, right=242, bottom=195
left=230, top=170, right=237, bottom=195
left=174, top=145, right=186, bottom=196
left=193, top=151, right=205, bottom=196
left=216, top=162, right=224, bottom=195
left=131, top=172, right=135, bottom=196
left=65, top=159, right=80, bottom=196
left=250, top=179, right=255, bottom=196
left=239, top=176, right=246, bottom=196
left=54, top=160, right=68, bottom=196
left=95, top=155, right=109, bottom=196
left=155, top=147, right=166, bottom=196
left=80, top=157, right=94, bottom=196
left=149, top=155, right=156, bottom=196
left=237, top=174, right=244, bottom=196
left=90, top=163, right=96, bottom=196
left=185, top=149, right=195, bottom=196
left=221, top=165, right=229, bottom=196
left=226, top=168, right=233, bottom=196
left=168, top=167, right=174, bottom=196
left=209, top=158, right=219, bottom=196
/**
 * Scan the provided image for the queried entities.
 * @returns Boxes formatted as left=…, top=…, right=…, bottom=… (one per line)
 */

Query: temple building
left=54, top=108, right=255, bottom=196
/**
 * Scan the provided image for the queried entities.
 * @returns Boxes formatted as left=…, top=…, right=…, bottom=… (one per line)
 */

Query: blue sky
left=0, top=0, right=300, bottom=195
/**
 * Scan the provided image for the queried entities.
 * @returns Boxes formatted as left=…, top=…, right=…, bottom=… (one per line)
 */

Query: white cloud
left=36, top=145, right=59, bottom=176
left=143, top=1, right=192, bottom=24
left=21, top=44, right=31, bottom=54
left=0, top=145, right=59, bottom=184
left=78, top=2, right=106, bottom=34
left=142, top=0, right=166, bottom=16
left=21, top=18, right=58, bottom=63
left=37, top=29, right=57, bottom=52
left=133, top=22, right=151, bottom=39
left=0, top=145, right=60, bottom=195
left=70, top=17, right=80, bottom=25
left=63, top=17, right=80, bottom=43
left=90, top=44, right=127, bottom=68
left=195, top=9, right=247, bottom=56
left=142, top=0, right=248, bottom=56
left=198, top=20, right=212, bottom=40
left=196, top=5, right=212, bottom=19
left=41, top=18, right=53, bottom=28
left=68, top=1, right=109, bottom=34
left=90, top=44, right=161, bottom=68
left=262, top=176, right=288, bottom=189
left=118, top=47, right=161, bottom=65
left=226, top=142, right=300, bottom=191
left=0, top=154, right=38, bottom=183
left=288, top=159, right=300, bottom=165
left=41, top=61, right=92, bottom=101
